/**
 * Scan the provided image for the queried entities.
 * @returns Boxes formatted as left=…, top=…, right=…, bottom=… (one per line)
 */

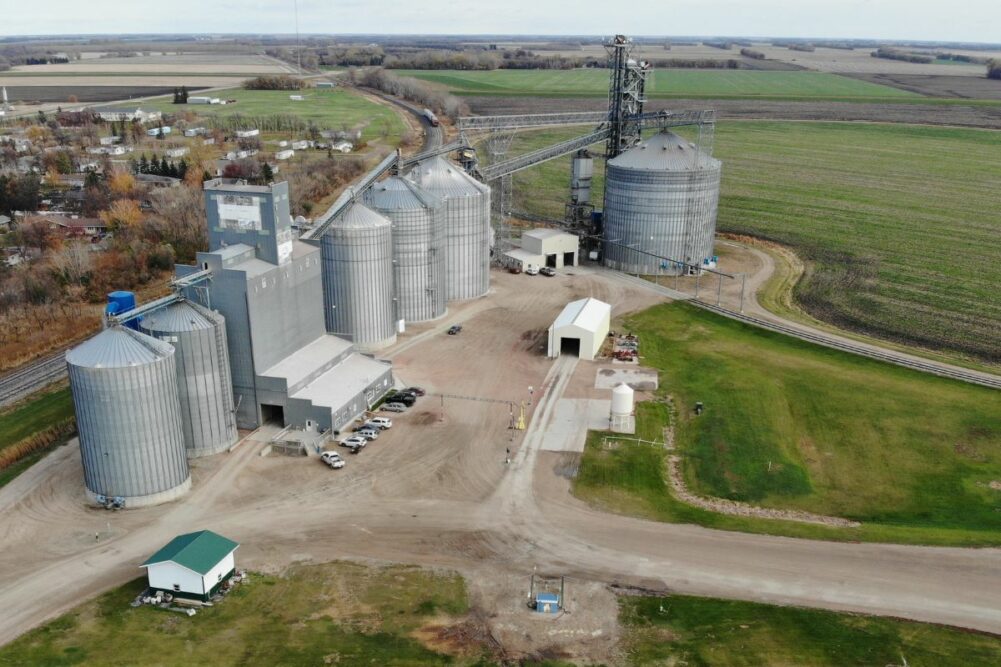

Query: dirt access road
left=1, top=269, right=1000, bottom=654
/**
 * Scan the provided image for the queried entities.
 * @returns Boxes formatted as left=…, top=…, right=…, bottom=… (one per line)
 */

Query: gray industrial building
left=177, top=179, right=394, bottom=432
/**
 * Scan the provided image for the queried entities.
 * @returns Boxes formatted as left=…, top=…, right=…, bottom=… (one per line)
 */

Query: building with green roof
left=141, top=530, right=239, bottom=601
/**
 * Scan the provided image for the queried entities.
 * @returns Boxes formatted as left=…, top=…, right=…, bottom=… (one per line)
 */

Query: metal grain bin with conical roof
left=602, top=131, right=721, bottom=275
left=364, top=176, right=447, bottom=323
left=66, top=326, right=190, bottom=508
left=320, top=201, right=397, bottom=350
left=140, top=300, right=237, bottom=457
left=408, top=157, right=491, bottom=301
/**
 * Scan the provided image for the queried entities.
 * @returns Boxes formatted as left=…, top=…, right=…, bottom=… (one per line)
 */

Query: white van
left=525, top=264, right=540, bottom=276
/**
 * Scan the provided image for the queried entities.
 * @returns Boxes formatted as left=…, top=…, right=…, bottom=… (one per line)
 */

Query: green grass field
left=574, top=303, right=1001, bottom=546
left=0, top=386, right=75, bottom=489
left=396, top=68, right=920, bottom=101
left=621, top=594, right=1001, bottom=666
left=0, top=564, right=474, bottom=666
left=505, top=121, right=1001, bottom=363
left=143, top=88, right=408, bottom=144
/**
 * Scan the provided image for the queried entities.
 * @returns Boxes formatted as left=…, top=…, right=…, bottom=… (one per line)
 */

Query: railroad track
left=359, top=86, right=443, bottom=153
left=691, top=300, right=1001, bottom=390
left=605, top=269, right=1001, bottom=391
left=0, top=351, right=68, bottom=409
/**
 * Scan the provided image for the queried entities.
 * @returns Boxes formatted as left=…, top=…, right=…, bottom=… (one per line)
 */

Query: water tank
left=139, top=300, right=237, bottom=457
left=611, top=382, right=635, bottom=417
left=66, top=326, right=190, bottom=507
left=364, top=176, right=447, bottom=323
left=408, top=156, right=491, bottom=301
left=320, top=201, right=396, bottom=350
left=602, top=131, right=721, bottom=275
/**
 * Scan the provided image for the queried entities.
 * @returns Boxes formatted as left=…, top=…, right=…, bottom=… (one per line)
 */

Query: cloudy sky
left=1, top=0, right=998, bottom=43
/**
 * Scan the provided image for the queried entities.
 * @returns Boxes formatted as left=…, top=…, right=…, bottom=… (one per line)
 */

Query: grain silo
left=139, top=300, right=237, bottom=457
left=363, top=176, right=447, bottom=323
left=66, top=326, right=190, bottom=507
left=408, top=156, right=491, bottom=300
left=602, top=131, right=721, bottom=275
left=320, top=201, right=397, bottom=350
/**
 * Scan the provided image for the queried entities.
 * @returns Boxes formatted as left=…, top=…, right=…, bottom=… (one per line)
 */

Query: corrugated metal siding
left=67, top=328, right=189, bottom=502
left=364, top=177, right=447, bottom=323
left=602, top=161, right=721, bottom=275
left=141, top=301, right=237, bottom=457
left=320, top=203, right=396, bottom=349
left=408, top=158, right=491, bottom=301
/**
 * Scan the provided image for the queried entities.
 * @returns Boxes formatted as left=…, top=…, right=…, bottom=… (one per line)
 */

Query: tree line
left=349, top=68, right=467, bottom=121
left=244, top=75, right=307, bottom=91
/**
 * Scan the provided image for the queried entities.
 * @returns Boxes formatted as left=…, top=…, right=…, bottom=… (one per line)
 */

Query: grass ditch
left=573, top=302, right=1001, bottom=546
left=0, top=385, right=76, bottom=488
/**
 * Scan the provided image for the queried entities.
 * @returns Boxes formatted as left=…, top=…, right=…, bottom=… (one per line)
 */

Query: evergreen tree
left=180, top=85, right=189, bottom=103
left=172, top=87, right=180, bottom=104
left=84, top=170, right=101, bottom=189
left=261, top=162, right=274, bottom=183
left=160, top=157, right=170, bottom=176
left=202, top=169, right=213, bottom=183
left=138, top=154, right=149, bottom=174
left=177, top=158, right=189, bottom=180
left=167, top=161, right=179, bottom=178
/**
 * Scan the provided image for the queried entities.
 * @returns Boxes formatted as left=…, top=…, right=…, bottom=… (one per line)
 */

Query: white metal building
left=141, top=530, right=239, bottom=601
left=523, top=229, right=579, bottom=268
left=547, top=297, right=611, bottom=361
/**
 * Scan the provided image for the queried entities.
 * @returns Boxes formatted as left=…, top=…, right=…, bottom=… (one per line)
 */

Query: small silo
left=610, top=382, right=635, bottom=431
left=408, top=156, right=491, bottom=301
left=140, top=300, right=237, bottom=457
left=363, top=176, right=447, bottom=323
left=320, top=200, right=397, bottom=350
left=66, top=326, right=190, bottom=507
left=602, top=131, right=721, bottom=275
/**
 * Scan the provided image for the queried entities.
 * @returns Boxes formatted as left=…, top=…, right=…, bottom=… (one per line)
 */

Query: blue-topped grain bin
left=105, top=291, right=140, bottom=330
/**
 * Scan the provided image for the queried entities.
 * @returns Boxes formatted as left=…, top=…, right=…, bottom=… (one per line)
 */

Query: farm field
left=574, top=302, right=1001, bottom=546
left=396, top=68, right=920, bottom=100
left=504, top=121, right=1001, bottom=363
left=8, top=53, right=291, bottom=75
left=0, top=85, right=212, bottom=104
left=0, top=387, right=75, bottom=489
left=142, top=88, right=409, bottom=144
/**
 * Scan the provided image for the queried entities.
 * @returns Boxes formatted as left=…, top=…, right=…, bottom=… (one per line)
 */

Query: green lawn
left=574, top=302, right=1001, bottom=546
left=0, top=386, right=73, bottom=451
left=396, top=69, right=920, bottom=101
left=621, top=594, right=1001, bottom=666
left=142, top=88, right=408, bottom=144
left=505, top=121, right=1001, bottom=363
left=0, top=563, right=477, bottom=666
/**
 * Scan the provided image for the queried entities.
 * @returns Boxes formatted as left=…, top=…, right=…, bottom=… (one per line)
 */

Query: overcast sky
left=2, top=0, right=999, bottom=43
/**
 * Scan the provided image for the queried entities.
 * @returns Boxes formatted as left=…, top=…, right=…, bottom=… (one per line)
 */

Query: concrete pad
left=594, top=366, right=659, bottom=391
left=541, top=399, right=611, bottom=453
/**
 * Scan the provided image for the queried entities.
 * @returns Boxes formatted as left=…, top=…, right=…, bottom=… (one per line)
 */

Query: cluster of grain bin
left=318, top=157, right=491, bottom=345
left=66, top=296, right=237, bottom=508
left=602, top=131, right=721, bottom=275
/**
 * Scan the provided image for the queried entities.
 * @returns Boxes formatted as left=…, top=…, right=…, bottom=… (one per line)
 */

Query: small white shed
left=141, top=530, right=239, bottom=601
left=547, top=297, right=611, bottom=361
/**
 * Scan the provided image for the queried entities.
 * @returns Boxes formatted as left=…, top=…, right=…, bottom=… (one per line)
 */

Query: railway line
left=0, top=352, right=68, bottom=408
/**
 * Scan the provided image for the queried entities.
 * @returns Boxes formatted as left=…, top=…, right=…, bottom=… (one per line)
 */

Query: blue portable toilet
left=535, top=592, right=560, bottom=614
left=105, top=291, right=140, bottom=330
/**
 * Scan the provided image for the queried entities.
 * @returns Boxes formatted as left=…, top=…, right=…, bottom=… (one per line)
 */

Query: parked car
left=447, top=325, right=462, bottom=335
left=368, top=417, right=393, bottom=429
left=357, top=428, right=380, bottom=441
left=354, top=421, right=378, bottom=432
left=340, top=435, right=367, bottom=449
left=320, top=451, right=345, bottom=469
left=540, top=267, right=556, bottom=277
left=525, top=265, right=539, bottom=276
left=508, top=266, right=522, bottom=274
left=386, top=392, right=416, bottom=406
left=383, top=402, right=408, bottom=412
left=404, top=387, right=426, bottom=396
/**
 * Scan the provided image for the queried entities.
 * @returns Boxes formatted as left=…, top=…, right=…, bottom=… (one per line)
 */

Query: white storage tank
left=364, top=176, right=447, bottom=323
left=66, top=326, right=190, bottom=507
left=408, top=157, right=491, bottom=301
left=610, top=382, right=634, bottom=430
left=140, top=300, right=238, bottom=457
left=320, top=201, right=397, bottom=350
left=602, top=131, right=721, bottom=275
